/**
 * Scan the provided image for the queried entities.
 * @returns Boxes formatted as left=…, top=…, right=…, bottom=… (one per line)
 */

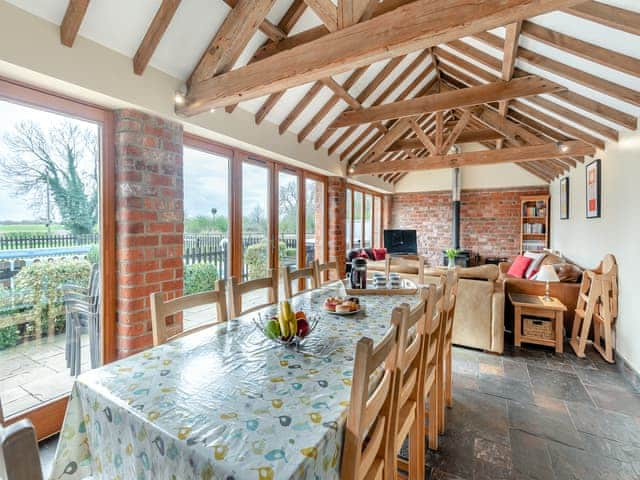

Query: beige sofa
left=424, top=265, right=504, bottom=354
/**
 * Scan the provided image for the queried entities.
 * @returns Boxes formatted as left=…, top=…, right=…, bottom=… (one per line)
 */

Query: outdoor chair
left=62, top=264, right=100, bottom=376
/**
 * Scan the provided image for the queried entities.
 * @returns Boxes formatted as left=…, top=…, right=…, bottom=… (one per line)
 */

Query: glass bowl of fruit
left=254, top=300, right=319, bottom=348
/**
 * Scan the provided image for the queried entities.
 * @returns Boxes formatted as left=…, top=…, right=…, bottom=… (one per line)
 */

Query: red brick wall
left=327, top=177, right=347, bottom=278
left=390, top=186, right=549, bottom=267
left=114, top=110, right=184, bottom=357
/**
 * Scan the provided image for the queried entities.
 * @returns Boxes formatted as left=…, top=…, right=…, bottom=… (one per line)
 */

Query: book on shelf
left=523, top=200, right=547, bottom=218
left=523, top=223, right=546, bottom=234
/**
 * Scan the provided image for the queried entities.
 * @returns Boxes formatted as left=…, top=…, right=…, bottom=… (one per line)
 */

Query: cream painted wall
left=550, top=130, right=640, bottom=374
left=0, top=1, right=393, bottom=193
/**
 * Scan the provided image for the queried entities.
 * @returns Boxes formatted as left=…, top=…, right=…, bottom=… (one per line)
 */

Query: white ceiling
left=5, top=0, right=640, bottom=170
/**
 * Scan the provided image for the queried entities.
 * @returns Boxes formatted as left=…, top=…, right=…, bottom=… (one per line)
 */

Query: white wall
left=0, top=1, right=394, bottom=193
left=550, top=130, right=640, bottom=374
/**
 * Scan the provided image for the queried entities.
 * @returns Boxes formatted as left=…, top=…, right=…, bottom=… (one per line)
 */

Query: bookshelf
left=520, top=195, right=549, bottom=253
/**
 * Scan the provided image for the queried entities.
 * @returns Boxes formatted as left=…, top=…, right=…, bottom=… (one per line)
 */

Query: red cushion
left=508, top=255, right=533, bottom=278
left=356, top=250, right=369, bottom=259
left=372, top=248, right=387, bottom=261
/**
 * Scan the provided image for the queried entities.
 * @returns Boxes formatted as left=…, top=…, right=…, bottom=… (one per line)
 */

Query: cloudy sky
left=0, top=98, right=270, bottom=225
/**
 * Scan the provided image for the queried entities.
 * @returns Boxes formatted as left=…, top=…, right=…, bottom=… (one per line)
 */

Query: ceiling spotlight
left=348, top=167, right=355, bottom=174
left=174, top=92, right=185, bottom=105
left=210, top=108, right=216, bottom=113
left=557, top=141, right=570, bottom=153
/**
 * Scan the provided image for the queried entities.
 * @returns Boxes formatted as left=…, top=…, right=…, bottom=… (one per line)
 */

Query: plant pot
left=447, top=257, right=456, bottom=269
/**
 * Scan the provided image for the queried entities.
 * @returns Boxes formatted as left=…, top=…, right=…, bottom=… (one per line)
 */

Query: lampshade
left=537, top=264, right=560, bottom=282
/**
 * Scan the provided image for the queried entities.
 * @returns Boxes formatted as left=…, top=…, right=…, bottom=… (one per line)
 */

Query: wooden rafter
left=221, top=0, right=286, bottom=41
left=387, top=129, right=503, bottom=151
left=473, top=31, right=640, bottom=107
left=179, top=0, right=583, bottom=115
left=133, top=0, right=181, bottom=75
left=279, top=82, right=324, bottom=134
left=327, top=52, right=430, bottom=155
left=338, top=0, right=377, bottom=28
left=497, top=21, right=521, bottom=148
left=60, top=0, right=90, bottom=47
left=352, top=140, right=595, bottom=174
left=304, top=0, right=338, bottom=31
left=331, top=75, right=564, bottom=128
left=563, top=1, right=640, bottom=36
left=410, top=119, right=438, bottom=156
left=520, top=21, right=640, bottom=78
left=437, top=43, right=620, bottom=146
left=442, top=39, right=637, bottom=131
left=440, top=110, right=471, bottom=154
left=189, top=0, right=277, bottom=85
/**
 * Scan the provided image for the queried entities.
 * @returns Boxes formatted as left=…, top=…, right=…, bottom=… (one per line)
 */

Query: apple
left=264, top=319, right=281, bottom=339
left=296, top=318, right=310, bottom=337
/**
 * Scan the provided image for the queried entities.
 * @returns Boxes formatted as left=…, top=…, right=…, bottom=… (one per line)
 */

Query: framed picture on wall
left=560, top=177, right=569, bottom=219
left=586, top=159, right=601, bottom=219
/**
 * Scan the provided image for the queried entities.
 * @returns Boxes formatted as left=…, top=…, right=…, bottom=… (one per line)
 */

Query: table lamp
left=537, top=264, right=559, bottom=301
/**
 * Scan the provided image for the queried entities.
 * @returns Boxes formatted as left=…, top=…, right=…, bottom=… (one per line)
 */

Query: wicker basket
left=523, top=317, right=554, bottom=340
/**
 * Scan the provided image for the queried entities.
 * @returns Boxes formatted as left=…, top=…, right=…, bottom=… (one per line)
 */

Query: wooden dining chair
left=385, top=255, right=426, bottom=284
left=282, top=263, right=318, bottom=299
left=390, top=294, right=429, bottom=480
left=422, top=282, right=446, bottom=451
left=228, top=269, right=278, bottom=318
left=313, top=259, right=339, bottom=285
left=0, top=420, right=43, bottom=480
left=438, top=271, right=459, bottom=435
left=341, top=324, right=399, bottom=480
left=150, top=279, right=228, bottom=346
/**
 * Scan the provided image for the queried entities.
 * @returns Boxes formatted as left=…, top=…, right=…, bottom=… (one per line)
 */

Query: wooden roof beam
left=563, top=2, right=640, bottom=36
left=304, top=0, right=338, bottom=31
left=134, top=0, right=181, bottom=75
left=179, top=0, right=583, bottom=114
left=352, top=140, right=595, bottom=174
left=497, top=21, right=522, bottom=148
left=331, top=75, right=564, bottom=128
left=189, top=0, right=277, bottom=85
left=60, top=0, right=90, bottom=47
left=443, top=39, right=637, bottom=130
left=387, top=129, right=503, bottom=152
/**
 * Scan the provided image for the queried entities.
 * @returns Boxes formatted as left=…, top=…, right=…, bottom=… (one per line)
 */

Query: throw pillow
left=524, top=251, right=546, bottom=279
left=507, top=255, right=533, bottom=278
left=554, top=263, right=583, bottom=283
left=372, top=248, right=387, bottom=261
left=356, top=250, right=369, bottom=259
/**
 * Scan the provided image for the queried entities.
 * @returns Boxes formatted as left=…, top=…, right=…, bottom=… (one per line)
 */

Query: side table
left=509, top=293, right=567, bottom=353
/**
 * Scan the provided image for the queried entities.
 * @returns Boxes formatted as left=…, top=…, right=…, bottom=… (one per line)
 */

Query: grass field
left=0, top=224, right=64, bottom=234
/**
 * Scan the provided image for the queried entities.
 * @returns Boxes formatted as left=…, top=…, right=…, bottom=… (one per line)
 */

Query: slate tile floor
left=425, top=344, right=640, bottom=480
left=37, top=343, right=640, bottom=479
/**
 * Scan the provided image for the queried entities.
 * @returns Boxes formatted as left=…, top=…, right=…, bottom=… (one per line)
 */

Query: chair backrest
left=282, top=263, right=318, bottom=299
left=313, top=260, right=339, bottom=285
left=0, top=420, right=43, bottom=480
left=385, top=254, right=426, bottom=284
left=341, top=323, right=399, bottom=480
left=442, top=270, right=459, bottom=342
left=422, top=282, right=445, bottom=376
left=150, top=279, right=227, bottom=346
left=228, top=269, right=278, bottom=318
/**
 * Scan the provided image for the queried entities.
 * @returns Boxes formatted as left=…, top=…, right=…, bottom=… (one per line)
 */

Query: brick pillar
left=327, top=176, right=347, bottom=279
left=383, top=194, right=393, bottom=231
left=114, top=110, right=184, bottom=357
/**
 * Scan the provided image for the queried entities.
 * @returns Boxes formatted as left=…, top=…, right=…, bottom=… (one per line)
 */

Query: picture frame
left=585, top=159, right=601, bottom=219
left=560, top=177, right=569, bottom=220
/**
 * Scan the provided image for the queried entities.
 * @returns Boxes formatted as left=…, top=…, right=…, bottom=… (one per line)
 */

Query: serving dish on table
left=323, top=296, right=362, bottom=315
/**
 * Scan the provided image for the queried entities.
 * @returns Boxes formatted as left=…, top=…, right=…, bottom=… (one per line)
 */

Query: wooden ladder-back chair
left=421, top=281, right=446, bottom=451
left=438, top=270, right=459, bottom=435
left=341, top=324, right=400, bottom=480
left=0, top=420, right=43, bottom=480
left=150, top=279, right=228, bottom=346
left=313, top=260, right=339, bottom=286
left=385, top=255, right=426, bottom=284
left=570, top=254, right=618, bottom=363
left=391, top=290, right=430, bottom=480
left=282, top=263, right=318, bottom=299
left=228, top=269, right=278, bottom=318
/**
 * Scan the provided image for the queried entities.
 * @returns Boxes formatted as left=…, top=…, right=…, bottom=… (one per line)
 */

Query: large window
left=345, top=186, right=384, bottom=252
left=182, top=140, right=231, bottom=328
left=0, top=79, right=114, bottom=437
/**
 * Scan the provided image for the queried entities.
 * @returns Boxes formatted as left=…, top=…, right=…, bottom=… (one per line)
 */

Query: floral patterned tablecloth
left=50, top=282, right=421, bottom=480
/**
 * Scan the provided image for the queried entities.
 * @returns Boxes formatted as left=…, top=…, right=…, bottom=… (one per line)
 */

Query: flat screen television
left=384, top=229, right=417, bottom=255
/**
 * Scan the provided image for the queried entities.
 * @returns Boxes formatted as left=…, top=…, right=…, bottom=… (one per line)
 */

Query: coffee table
left=509, top=293, right=567, bottom=353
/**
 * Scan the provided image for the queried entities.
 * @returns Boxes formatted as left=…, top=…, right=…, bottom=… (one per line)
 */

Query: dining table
left=50, top=281, right=423, bottom=480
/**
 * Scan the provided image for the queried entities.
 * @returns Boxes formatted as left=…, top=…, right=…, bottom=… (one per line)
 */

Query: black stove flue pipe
left=452, top=167, right=461, bottom=250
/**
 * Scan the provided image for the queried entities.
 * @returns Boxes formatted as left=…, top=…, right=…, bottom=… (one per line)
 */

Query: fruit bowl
left=253, top=302, right=319, bottom=347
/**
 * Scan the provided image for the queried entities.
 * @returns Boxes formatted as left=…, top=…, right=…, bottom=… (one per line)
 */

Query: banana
left=277, top=309, right=289, bottom=338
